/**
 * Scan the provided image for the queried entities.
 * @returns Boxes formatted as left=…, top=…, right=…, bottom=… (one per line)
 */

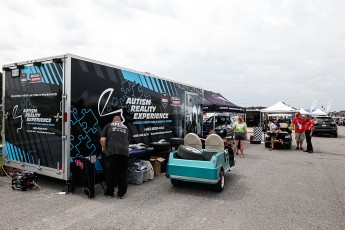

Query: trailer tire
left=177, top=145, right=203, bottom=160
left=213, top=170, right=225, bottom=192
left=150, top=142, right=170, bottom=152
left=169, top=138, right=184, bottom=147
left=171, top=179, right=184, bottom=186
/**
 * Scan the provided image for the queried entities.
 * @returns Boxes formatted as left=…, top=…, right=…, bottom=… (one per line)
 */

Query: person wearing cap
left=290, top=112, right=306, bottom=150
left=304, top=115, right=314, bottom=153
left=100, top=115, right=130, bottom=199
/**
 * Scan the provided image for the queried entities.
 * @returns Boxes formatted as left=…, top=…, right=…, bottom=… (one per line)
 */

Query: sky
left=1, top=0, right=345, bottom=111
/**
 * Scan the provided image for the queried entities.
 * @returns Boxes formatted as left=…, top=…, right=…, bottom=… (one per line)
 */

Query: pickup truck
left=166, top=133, right=233, bottom=192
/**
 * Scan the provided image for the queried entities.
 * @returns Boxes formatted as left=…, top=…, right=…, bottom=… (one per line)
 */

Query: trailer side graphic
left=2, top=54, right=203, bottom=180
left=4, top=63, right=63, bottom=169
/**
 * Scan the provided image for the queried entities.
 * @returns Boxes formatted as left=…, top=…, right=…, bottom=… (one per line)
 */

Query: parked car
left=313, top=116, right=338, bottom=137
left=202, top=115, right=235, bottom=138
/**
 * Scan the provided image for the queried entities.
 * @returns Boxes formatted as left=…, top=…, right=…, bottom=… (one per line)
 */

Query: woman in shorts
left=232, top=116, right=247, bottom=158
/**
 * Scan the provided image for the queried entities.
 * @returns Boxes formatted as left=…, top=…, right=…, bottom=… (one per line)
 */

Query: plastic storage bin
left=127, top=169, right=143, bottom=185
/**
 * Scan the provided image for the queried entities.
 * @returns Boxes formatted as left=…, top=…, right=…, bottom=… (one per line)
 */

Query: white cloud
left=1, top=0, right=344, bottom=110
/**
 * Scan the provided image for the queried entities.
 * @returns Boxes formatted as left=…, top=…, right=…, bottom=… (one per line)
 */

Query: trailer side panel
left=70, top=58, right=203, bottom=158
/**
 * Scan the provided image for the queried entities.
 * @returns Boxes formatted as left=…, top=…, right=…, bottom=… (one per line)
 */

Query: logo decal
left=98, top=88, right=125, bottom=124
left=20, top=73, right=27, bottom=86
left=161, top=93, right=168, bottom=108
left=30, top=73, right=42, bottom=83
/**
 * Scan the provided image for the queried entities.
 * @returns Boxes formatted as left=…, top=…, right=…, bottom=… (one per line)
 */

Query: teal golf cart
left=166, top=133, right=234, bottom=192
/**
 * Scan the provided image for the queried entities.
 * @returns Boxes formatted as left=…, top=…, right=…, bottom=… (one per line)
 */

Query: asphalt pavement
left=0, top=127, right=345, bottom=230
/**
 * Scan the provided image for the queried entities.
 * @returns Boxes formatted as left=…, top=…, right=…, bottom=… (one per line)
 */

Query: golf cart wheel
left=177, top=145, right=203, bottom=160
left=171, top=179, right=184, bottom=186
left=213, top=170, right=225, bottom=192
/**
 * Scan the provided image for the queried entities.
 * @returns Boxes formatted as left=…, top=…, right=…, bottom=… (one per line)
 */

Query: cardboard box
left=149, top=157, right=165, bottom=176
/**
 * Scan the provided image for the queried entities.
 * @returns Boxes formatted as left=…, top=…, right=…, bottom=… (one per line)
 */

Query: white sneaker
left=230, top=166, right=235, bottom=171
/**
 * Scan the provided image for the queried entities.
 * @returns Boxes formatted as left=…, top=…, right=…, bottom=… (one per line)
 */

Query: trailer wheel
left=213, top=170, right=225, bottom=192
left=150, top=142, right=170, bottom=152
left=177, top=145, right=203, bottom=160
left=171, top=179, right=184, bottom=186
left=169, top=138, right=184, bottom=147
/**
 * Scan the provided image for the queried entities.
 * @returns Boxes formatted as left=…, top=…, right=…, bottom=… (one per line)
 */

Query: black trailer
left=2, top=54, right=203, bottom=180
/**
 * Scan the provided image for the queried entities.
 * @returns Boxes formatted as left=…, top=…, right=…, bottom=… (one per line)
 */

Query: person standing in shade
left=100, top=115, right=130, bottom=199
left=304, top=115, right=314, bottom=153
left=290, top=112, right=306, bottom=151
left=232, top=116, right=247, bottom=158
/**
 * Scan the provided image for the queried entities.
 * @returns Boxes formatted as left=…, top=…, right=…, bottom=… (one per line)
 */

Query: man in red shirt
left=304, top=115, right=314, bottom=153
left=290, top=112, right=306, bottom=150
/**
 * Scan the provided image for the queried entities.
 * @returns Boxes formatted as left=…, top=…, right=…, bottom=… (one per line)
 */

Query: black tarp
left=203, top=90, right=245, bottom=112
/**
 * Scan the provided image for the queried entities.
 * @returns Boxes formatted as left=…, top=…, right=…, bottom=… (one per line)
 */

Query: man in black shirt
left=100, top=115, right=129, bottom=198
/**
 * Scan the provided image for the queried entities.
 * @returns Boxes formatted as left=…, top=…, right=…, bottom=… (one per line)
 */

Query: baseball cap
left=295, top=112, right=301, bottom=116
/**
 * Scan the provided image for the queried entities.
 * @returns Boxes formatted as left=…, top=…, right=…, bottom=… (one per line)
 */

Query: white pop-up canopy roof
left=311, top=108, right=327, bottom=116
left=299, top=108, right=310, bottom=115
left=261, top=101, right=297, bottom=113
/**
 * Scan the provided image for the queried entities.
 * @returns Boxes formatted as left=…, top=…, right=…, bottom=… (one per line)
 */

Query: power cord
left=1, top=165, right=13, bottom=179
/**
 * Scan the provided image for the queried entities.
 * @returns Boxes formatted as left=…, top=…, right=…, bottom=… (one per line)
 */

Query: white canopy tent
left=261, top=101, right=297, bottom=113
left=311, top=109, right=327, bottom=116
left=299, top=108, right=310, bottom=115
left=260, top=101, right=297, bottom=127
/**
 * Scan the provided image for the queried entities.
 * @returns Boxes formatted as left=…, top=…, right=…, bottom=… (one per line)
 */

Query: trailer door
left=3, top=61, right=64, bottom=178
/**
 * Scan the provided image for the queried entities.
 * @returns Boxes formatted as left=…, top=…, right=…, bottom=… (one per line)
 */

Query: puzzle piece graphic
left=74, top=134, right=96, bottom=157
left=71, top=108, right=82, bottom=126
left=79, top=109, right=98, bottom=134
left=70, top=135, right=75, bottom=151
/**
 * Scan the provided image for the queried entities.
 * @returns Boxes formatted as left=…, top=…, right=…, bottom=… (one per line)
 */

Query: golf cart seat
left=204, top=134, right=225, bottom=160
left=205, top=134, right=224, bottom=151
left=279, top=123, right=288, bottom=129
left=184, top=133, right=202, bottom=150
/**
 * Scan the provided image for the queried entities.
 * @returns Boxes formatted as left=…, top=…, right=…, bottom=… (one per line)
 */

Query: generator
left=11, top=171, right=38, bottom=191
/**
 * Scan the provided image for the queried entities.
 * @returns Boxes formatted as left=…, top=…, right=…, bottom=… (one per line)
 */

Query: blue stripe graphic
left=5, top=142, right=11, bottom=160
left=14, top=145, right=22, bottom=162
left=158, top=79, right=167, bottom=94
left=53, top=63, right=63, bottom=82
left=19, top=148, right=27, bottom=163
left=14, top=145, right=20, bottom=162
left=35, top=66, right=49, bottom=84
left=139, top=75, right=148, bottom=88
left=153, top=78, right=162, bottom=93
left=147, top=76, right=158, bottom=92
left=168, top=81, right=175, bottom=96
left=163, top=80, right=171, bottom=95
left=26, top=152, right=31, bottom=163
left=9, top=143, right=17, bottom=161
left=44, top=64, right=59, bottom=85
left=172, top=83, right=178, bottom=96
left=143, top=76, right=154, bottom=90
left=47, top=64, right=58, bottom=84
left=40, top=65, right=54, bottom=85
